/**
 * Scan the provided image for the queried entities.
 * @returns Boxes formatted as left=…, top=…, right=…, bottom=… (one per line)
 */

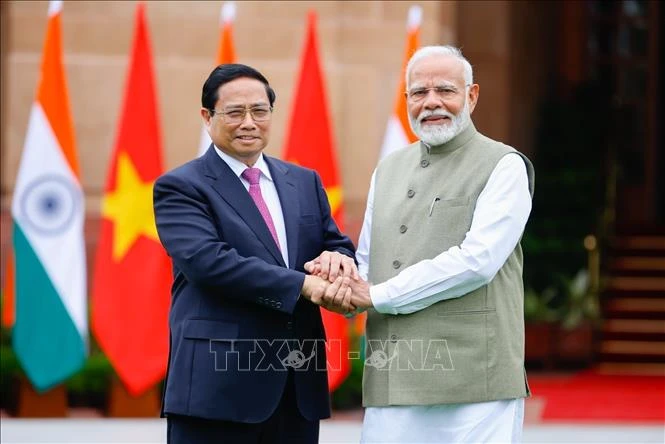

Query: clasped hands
left=300, top=251, right=372, bottom=315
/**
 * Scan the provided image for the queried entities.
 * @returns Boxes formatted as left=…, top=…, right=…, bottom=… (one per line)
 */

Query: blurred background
left=0, top=0, right=663, bottom=433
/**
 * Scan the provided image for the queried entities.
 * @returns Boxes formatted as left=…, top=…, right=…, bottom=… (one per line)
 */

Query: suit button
left=407, top=189, right=415, bottom=198
left=399, top=225, right=407, bottom=233
left=276, top=302, right=282, bottom=308
left=390, top=334, right=398, bottom=343
left=392, top=260, right=401, bottom=269
left=286, top=321, right=293, bottom=330
left=420, top=159, right=429, bottom=168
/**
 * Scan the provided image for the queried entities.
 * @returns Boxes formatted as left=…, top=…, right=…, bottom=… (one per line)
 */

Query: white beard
left=409, top=98, right=471, bottom=146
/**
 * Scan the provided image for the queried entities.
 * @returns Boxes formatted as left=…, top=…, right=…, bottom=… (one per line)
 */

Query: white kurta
left=356, top=153, right=532, bottom=443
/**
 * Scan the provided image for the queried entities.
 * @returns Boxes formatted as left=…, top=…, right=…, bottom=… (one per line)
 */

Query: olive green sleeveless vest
left=363, top=123, right=535, bottom=406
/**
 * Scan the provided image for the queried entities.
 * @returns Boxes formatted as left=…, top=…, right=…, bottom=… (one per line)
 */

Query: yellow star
left=325, top=186, right=343, bottom=215
left=286, top=157, right=343, bottom=214
left=102, top=152, right=159, bottom=262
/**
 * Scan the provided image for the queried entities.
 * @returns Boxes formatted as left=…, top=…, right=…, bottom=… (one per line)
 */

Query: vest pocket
left=436, top=196, right=471, bottom=207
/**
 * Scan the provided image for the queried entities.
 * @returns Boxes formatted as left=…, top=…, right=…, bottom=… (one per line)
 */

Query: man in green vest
left=308, top=45, right=535, bottom=442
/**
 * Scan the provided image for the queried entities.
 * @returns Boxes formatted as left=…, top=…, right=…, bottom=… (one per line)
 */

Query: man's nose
left=423, top=90, right=444, bottom=110
left=239, top=111, right=256, bottom=128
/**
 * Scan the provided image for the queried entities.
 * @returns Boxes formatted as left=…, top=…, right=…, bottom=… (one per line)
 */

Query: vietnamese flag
left=2, top=252, right=15, bottom=328
left=283, top=11, right=350, bottom=392
left=91, top=2, right=171, bottom=396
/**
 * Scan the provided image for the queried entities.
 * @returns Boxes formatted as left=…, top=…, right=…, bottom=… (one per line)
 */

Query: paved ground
left=1, top=418, right=664, bottom=443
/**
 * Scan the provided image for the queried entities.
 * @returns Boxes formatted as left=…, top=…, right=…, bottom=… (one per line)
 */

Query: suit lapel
left=266, top=157, right=300, bottom=270
left=203, top=147, right=286, bottom=266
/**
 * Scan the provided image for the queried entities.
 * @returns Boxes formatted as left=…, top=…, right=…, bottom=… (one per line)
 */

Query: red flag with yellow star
left=91, top=2, right=171, bottom=396
left=282, top=11, right=350, bottom=392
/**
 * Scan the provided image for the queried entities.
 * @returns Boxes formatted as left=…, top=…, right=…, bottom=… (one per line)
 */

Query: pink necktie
left=241, top=167, right=281, bottom=250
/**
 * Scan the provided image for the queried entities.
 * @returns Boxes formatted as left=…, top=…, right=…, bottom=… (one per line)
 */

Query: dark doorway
left=584, top=0, right=663, bottom=229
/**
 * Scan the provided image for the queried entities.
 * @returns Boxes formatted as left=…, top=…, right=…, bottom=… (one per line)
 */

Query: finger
left=312, top=278, right=329, bottom=305
left=328, top=253, right=342, bottom=281
left=323, top=276, right=343, bottom=304
left=304, top=260, right=315, bottom=273
left=331, top=276, right=350, bottom=307
left=350, top=262, right=359, bottom=280
left=350, top=288, right=366, bottom=309
left=342, top=286, right=354, bottom=312
left=338, top=257, right=352, bottom=279
left=319, top=252, right=331, bottom=281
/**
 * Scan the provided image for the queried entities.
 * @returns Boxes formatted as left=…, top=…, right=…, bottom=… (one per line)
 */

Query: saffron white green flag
left=198, top=1, right=237, bottom=156
left=10, top=0, right=87, bottom=392
left=378, top=5, right=422, bottom=160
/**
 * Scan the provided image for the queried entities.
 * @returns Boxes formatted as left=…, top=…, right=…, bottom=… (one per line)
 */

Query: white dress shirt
left=215, top=148, right=289, bottom=266
left=356, top=153, right=531, bottom=443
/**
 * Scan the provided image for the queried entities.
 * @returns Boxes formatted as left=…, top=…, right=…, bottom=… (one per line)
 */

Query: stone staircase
left=597, top=231, right=665, bottom=376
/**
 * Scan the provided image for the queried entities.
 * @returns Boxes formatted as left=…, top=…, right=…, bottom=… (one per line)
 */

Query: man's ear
left=468, top=84, right=480, bottom=114
left=200, top=108, right=212, bottom=126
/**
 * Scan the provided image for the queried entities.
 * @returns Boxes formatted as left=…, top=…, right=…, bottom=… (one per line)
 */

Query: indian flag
left=10, top=0, right=87, bottom=392
left=198, top=1, right=237, bottom=156
left=378, top=5, right=422, bottom=160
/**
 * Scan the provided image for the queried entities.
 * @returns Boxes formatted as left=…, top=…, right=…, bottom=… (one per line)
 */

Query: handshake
left=300, top=251, right=372, bottom=315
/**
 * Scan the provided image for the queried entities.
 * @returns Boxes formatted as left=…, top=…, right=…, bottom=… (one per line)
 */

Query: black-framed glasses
left=209, top=105, right=273, bottom=124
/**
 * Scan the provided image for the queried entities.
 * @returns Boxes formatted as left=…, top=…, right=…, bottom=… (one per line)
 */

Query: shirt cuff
left=370, top=283, right=396, bottom=315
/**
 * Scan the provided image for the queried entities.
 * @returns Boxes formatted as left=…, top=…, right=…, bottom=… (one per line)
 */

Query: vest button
left=392, top=260, right=401, bottom=269
left=286, top=321, right=293, bottom=330
left=390, top=334, right=398, bottom=343
left=399, top=225, right=407, bottom=233
left=407, top=189, right=415, bottom=198
left=420, top=159, right=429, bottom=168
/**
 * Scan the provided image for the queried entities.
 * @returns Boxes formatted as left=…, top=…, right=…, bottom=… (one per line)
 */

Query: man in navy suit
left=153, top=64, right=357, bottom=444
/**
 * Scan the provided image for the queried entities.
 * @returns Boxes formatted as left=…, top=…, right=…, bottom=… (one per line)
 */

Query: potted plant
left=524, top=287, right=559, bottom=370
left=554, top=270, right=600, bottom=366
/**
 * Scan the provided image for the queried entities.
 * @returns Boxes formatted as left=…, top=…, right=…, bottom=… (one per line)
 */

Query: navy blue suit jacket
left=153, top=147, right=356, bottom=423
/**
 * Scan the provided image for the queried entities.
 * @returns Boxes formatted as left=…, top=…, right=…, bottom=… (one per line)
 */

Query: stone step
left=602, top=319, right=665, bottom=341
left=605, top=297, right=665, bottom=311
left=606, top=277, right=665, bottom=293
left=600, top=340, right=665, bottom=357
left=609, top=257, right=665, bottom=272
left=612, top=236, right=665, bottom=251
left=603, top=319, right=665, bottom=334
left=594, top=362, right=665, bottom=376
left=603, top=300, right=665, bottom=320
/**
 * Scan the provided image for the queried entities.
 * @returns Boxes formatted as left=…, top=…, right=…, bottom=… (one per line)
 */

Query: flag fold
left=10, top=0, right=87, bottom=392
left=282, top=11, right=350, bottom=392
left=91, top=2, right=171, bottom=397
left=198, top=1, right=237, bottom=156
left=378, top=5, right=422, bottom=160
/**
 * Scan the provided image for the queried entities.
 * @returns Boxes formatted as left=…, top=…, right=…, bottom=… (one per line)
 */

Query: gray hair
left=405, top=45, right=474, bottom=88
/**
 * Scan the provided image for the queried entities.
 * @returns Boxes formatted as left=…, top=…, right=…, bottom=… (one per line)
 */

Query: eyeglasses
left=209, top=105, right=273, bottom=124
left=406, top=85, right=470, bottom=102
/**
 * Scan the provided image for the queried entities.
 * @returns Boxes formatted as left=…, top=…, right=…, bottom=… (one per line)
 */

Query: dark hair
left=201, top=63, right=276, bottom=110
